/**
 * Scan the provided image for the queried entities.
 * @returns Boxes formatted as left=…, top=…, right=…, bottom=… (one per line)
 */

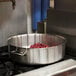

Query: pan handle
left=11, top=48, right=28, bottom=56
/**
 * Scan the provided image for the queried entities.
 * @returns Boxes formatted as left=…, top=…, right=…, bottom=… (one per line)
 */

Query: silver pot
left=8, top=34, right=66, bottom=64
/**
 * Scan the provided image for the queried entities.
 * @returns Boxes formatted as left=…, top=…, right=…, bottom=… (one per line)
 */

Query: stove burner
left=0, top=49, right=75, bottom=76
left=0, top=61, right=14, bottom=76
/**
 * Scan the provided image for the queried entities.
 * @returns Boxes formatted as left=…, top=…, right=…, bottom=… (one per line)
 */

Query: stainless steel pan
left=8, top=34, right=66, bottom=64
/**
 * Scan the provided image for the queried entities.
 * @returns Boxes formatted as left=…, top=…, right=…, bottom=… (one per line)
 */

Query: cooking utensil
left=8, top=34, right=66, bottom=64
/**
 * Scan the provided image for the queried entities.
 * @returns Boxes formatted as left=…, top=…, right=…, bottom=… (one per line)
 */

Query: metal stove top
left=0, top=48, right=76, bottom=76
left=0, top=54, right=75, bottom=76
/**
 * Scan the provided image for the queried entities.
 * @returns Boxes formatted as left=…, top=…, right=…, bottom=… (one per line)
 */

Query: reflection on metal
left=50, top=0, right=54, bottom=8
left=0, top=0, right=16, bottom=9
left=0, top=0, right=10, bottom=2
left=8, top=34, right=66, bottom=64
left=10, top=0, right=16, bottom=9
left=54, top=68, right=76, bottom=76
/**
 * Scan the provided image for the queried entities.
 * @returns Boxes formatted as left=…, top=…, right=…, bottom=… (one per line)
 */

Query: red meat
left=30, top=42, right=59, bottom=48
left=30, top=43, right=49, bottom=48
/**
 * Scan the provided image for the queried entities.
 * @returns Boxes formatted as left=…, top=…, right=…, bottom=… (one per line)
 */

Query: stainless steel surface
left=55, top=0, right=76, bottom=12
left=47, top=8, right=76, bottom=36
left=47, top=8, right=76, bottom=56
left=15, top=59, right=76, bottom=76
left=0, top=0, right=28, bottom=47
left=54, top=68, right=76, bottom=76
left=8, top=34, right=66, bottom=64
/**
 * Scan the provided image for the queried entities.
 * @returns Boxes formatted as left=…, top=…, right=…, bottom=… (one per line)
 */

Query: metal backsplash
left=47, top=8, right=76, bottom=35
left=0, top=0, right=28, bottom=47
left=55, top=0, right=76, bottom=12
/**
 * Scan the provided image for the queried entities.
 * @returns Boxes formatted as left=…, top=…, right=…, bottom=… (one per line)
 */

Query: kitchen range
left=0, top=0, right=76, bottom=76
left=0, top=47, right=76, bottom=76
left=0, top=33, right=75, bottom=76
